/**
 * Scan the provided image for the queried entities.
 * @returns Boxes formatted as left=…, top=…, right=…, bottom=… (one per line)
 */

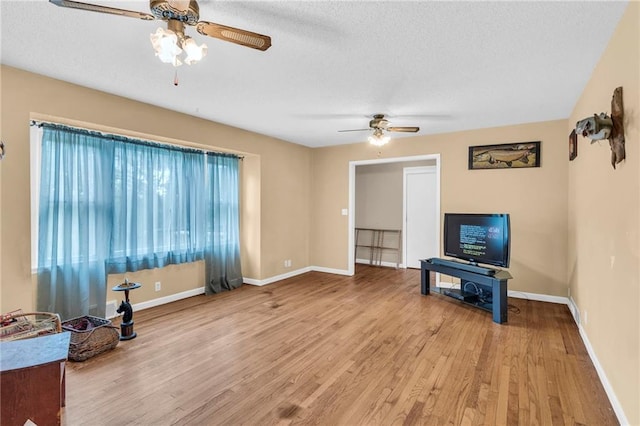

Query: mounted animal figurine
left=575, top=86, right=625, bottom=169
left=117, top=300, right=133, bottom=324
left=576, top=113, right=612, bottom=141
left=608, top=86, right=625, bottom=168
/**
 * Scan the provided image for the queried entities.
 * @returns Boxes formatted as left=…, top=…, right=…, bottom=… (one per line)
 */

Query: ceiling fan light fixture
left=49, top=0, right=272, bottom=69
left=150, top=27, right=183, bottom=66
left=368, top=129, right=390, bottom=146
left=182, top=36, right=207, bottom=65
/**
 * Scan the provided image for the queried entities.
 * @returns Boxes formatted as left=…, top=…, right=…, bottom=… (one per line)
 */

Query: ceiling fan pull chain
left=174, top=69, right=179, bottom=86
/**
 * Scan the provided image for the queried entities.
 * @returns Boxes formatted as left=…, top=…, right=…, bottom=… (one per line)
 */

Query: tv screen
left=443, top=213, right=510, bottom=268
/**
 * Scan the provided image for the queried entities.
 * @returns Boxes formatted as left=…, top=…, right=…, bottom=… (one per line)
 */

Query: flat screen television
left=443, top=213, right=510, bottom=268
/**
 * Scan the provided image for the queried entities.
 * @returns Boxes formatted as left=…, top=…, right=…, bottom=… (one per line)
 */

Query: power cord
left=463, top=281, right=492, bottom=304
left=461, top=281, right=521, bottom=315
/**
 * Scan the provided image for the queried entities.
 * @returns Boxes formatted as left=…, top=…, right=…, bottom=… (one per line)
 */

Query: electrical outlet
left=155, top=281, right=161, bottom=292
left=284, top=259, right=292, bottom=268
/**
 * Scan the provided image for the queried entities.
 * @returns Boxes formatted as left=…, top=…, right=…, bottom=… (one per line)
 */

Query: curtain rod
left=30, top=120, right=244, bottom=160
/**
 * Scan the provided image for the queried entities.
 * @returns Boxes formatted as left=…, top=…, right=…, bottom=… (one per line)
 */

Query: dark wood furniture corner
left=0, top=331, right=71, bottom=426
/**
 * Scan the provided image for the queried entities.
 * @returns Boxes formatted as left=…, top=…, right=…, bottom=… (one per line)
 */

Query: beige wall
left=356, top=163, right=404, bottom=229
left=312, top=120, right=569, bottom=296
left=568, top=2, right=639, bottom=424
left=0, top=65, right=311, bottom=312
left=355, top=160, right=436, bottom=229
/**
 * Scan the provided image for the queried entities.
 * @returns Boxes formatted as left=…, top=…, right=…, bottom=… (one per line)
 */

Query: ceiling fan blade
left=196, top=21, right=271, bottom=51
left=338, top=129, right=371, bottom=133
left=387, top=126, right=420, bottom=133
left=49, top=0, right=155, bottom=20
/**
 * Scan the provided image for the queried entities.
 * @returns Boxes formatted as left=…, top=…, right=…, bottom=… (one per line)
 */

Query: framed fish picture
left=468, top=141, right=541, bottom=170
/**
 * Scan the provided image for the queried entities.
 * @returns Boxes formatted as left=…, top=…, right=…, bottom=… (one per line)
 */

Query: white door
left=403, top=166, right=438, bottom=268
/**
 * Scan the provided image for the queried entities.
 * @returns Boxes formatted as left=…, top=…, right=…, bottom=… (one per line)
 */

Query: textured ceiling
left=0, top=1, right=629, bottom=148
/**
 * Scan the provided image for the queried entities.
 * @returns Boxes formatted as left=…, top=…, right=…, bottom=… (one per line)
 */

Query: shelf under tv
left=435, top=287, right=494, bottom=313
left=420, top=258, right=513, bottom=324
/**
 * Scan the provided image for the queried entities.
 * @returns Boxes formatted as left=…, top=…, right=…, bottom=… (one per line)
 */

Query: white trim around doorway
left=348, top=154, right=441, bottom=280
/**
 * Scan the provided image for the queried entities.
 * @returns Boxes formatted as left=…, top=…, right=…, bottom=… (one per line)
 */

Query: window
left=108, top=141, right=207, bottom=270
left=33, top=122, right=243, bottom=318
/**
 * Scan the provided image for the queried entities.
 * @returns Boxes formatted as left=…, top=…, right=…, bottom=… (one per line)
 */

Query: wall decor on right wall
left=608, top=86, right=625, bottom=168
left=569, top=129, right=578, bottom=161
left=575, top=86, right=625, bottom=169
left=468, top=141, right=541, bottom=170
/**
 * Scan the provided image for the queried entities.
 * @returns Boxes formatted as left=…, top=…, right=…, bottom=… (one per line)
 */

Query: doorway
left=348, top=154, right=440, bottom=276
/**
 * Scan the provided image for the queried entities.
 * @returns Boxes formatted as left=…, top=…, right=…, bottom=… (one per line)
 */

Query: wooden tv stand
left=420, top=258, right=512, bottom=324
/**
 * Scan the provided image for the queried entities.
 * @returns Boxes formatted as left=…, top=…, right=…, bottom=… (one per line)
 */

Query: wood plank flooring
left=62, top=265, right=618, bottom=425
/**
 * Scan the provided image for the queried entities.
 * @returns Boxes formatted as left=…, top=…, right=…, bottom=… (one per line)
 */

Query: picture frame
left=468, top=141, right=541, bottom=170
left=569, top=129, right=577, bottom=161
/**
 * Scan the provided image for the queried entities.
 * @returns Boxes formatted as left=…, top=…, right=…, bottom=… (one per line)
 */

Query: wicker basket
left=62, top=315, right=119, bottom=361
left=0, top=311, right=62, bottom=341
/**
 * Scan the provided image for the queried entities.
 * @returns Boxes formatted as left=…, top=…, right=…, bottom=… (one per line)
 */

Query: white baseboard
left=243, top=267, right=312, bottom=286
left=507, top=290, right=568, bottom=305
left=244, top=265, right=352, bottom=286
left=567, top=297, right=628, bottom=425
left=130, top=287, right=205, bottom=312
left=568, top=296, right=580, bottom=325
left=355, top=258, right=404, bottom=268
left=310, top=266, right=351, bottom=276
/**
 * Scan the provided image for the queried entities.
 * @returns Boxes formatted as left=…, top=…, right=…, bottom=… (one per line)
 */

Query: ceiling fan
left=339, top=114, right=420, bottom=146
left=49, top=0, right=271, bottom=67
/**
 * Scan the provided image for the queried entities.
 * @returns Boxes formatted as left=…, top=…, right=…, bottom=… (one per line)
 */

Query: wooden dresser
left=0, top=331, right=71, bottom=426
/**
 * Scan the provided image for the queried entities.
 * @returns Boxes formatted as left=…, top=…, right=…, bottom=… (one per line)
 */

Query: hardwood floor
left=62, top=265, right=618, bottom=425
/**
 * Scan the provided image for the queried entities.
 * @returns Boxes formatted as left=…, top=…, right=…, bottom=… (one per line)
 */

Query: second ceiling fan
left=339, top=114, right=420, bottom=146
